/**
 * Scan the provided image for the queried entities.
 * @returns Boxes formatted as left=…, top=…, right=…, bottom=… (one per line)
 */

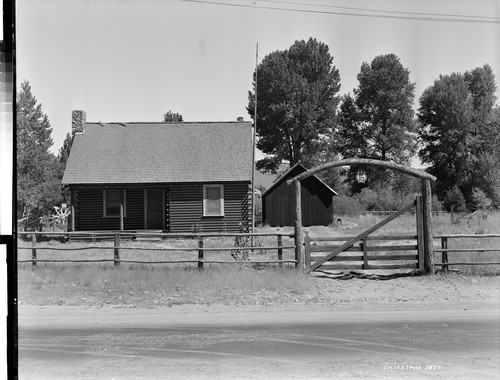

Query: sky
left=15, top=0, right=500, bottom=157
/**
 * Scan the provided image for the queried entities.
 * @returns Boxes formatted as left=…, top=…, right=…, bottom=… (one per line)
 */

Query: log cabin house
left=62, top=111, right=253, bottom=232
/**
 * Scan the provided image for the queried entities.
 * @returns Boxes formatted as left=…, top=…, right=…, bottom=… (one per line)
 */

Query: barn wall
left=71, top=182, right=250, bottom=232
left=262, top=166, right=333, bottom=227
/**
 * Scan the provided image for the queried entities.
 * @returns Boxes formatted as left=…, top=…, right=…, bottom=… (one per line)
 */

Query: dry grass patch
left=18, top=265, right=312, bottom=307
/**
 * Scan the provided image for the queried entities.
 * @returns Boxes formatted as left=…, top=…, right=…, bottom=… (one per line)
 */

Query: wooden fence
left=304, top=233, right=420, bottom=271
left=434, top=234, right=500, bottom=273
left=17, top=231, right=296, bottom=269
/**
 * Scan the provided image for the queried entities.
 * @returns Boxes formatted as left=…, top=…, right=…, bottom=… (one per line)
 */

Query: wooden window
left=203, top=184, right=224, bottom=216
left=103, top=189, right=126, bottom=217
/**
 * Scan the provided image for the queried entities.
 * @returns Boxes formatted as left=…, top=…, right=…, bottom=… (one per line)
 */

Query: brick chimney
left=72, top=110, right=86, bottom=134
left=237, top=116, right=244, bottom=122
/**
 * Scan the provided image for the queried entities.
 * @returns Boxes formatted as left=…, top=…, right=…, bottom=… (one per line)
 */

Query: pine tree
left=17, top=80, right=62, bottom=228
left=57, top=132, right=73, bottom=204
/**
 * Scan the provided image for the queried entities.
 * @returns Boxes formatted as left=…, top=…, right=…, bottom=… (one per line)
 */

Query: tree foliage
left=57, top=132, right=73, bottom=168
left=164, top=110, right=183, bottom=122
left=247, top=38, right=341, bottom=172
left=17, top=80, right=62, bottom=226
left=354, top=54, right=417, bottom=163
left=443, top=185, right=467, bottom=212
left=418, top=64, right=499, bottom=207
left=471, top=187, right=492, bottom=210
left=337, top=54, right=417, bottom=191
left=57, top=132, right=73, bottom=204
left=300, top=134, right=341, bottom=189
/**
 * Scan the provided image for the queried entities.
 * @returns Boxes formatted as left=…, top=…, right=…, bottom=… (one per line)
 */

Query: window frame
left=103, top=188, right=127, bottom=218
left=202, top=184, right=224, bottom=217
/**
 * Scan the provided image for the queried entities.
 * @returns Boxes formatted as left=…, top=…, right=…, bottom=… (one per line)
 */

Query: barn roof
left=261, top=162, right=338, bottom=197
left=62, top=121, right=253, bottom=185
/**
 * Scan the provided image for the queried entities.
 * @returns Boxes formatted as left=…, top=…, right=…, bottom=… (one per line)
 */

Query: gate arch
left=286, top=159, right=436, bottom=274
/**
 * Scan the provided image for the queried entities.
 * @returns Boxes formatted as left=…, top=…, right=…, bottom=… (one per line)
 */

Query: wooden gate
left=304, top=196, right=425, bottom=273
left=287, top=158, right=436, bottom=273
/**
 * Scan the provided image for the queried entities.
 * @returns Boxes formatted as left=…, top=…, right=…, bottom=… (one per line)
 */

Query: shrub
left=443, top=185, right=467, bottom=212
left=356, top=187, right=414, bottom=211
left=432, top=194, right=443, bottom=212
left=471, top=187, right=492, bottom=210
left=332, top=195, right=365, bottom=216
left=231, top=223, right=250, bottom=261
left=357, top=188, right=379, bottom=211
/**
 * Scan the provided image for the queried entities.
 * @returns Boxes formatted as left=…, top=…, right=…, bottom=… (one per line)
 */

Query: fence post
left=198, top=236, right=204, bottom=270
left=294, top=179, right=304, bottom=271
left=421, top=179, right=434, bottom=274
left=416, top=196, right=425, bottom=271
left=114, top=234, right=120, bottom=267
left=31, top=233, right=37, bottom=267
left=277, top=235, right=283, bottom=268
left=441, top=237, right=449, bottom=274
left=361, top=237, right=368, bottom=270
left=304, top=232, right=311, bottom=273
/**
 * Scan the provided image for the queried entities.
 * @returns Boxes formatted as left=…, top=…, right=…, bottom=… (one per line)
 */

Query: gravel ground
left=18, top=273, right=500, bottom=380
left=18, top=271, right=500, bottom=312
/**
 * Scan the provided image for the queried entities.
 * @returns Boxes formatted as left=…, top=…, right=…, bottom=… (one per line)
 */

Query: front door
left=145, top=189, right=164, bottom=229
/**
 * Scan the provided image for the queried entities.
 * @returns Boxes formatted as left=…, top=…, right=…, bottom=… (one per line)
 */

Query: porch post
left=421, top=179, right=434, bottom=274
left=71, top=205, right=75, bottom=232
left=119, top=205, right=124, bottom=230
left=120, top=190, right=124, bottom=231
left=294, top=179, right=304, bottom=271
left=70, top=190, right=76, bottom=232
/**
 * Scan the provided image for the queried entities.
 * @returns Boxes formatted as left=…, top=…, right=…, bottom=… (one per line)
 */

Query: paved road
left=18, top=308, right=500, bottom=379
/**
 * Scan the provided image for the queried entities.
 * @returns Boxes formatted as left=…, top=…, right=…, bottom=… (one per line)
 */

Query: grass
left=18, top=265, right=312, bottom=307
left=17, top=213, right=500, bottom=308
left=432, top=211, right=500, bottom=275
left=17, top=211, right=500, bottom=277
left=328, top=210, right=500, bottom=275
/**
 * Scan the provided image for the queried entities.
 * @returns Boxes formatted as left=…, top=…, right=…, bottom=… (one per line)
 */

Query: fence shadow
left=313, top=269, right=425, bottom=281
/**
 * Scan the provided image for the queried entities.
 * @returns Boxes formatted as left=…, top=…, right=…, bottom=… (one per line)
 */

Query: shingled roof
left=62, top=121, right=253, bottom=185
left=261, top=162, right=338, bottom=197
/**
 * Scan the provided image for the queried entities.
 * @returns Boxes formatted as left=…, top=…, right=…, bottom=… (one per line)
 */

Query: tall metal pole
left=251, top=42, right=258, bottom=235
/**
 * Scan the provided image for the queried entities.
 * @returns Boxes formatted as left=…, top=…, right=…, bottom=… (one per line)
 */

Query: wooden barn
left=261, top=163, right=337, bottom=227
left=62, top=111, right=253, bottom=233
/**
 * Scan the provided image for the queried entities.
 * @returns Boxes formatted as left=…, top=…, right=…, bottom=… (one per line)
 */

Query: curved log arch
left=286, top=158, right=436, bottom=185
left=288, top=158, right=436, bottom=274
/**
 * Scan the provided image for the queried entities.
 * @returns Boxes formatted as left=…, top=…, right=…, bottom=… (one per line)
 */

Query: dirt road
left=18, top=307, right=500, bottom=379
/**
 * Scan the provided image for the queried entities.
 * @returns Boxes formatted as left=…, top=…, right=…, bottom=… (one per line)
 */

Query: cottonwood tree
left=418, top=64, right=499, bottom=207
left=337, top=54, right=417, bottom=191
left=247, top=38, right=341, bottom=173
left=17, top=80, right=62, bottom=227
left=300, top=135, right=341, bottom=189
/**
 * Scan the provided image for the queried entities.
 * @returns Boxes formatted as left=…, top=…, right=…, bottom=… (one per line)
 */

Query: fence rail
left=17, top=231, right=296, bottom=268
left=434, top=234, right=500, bottom=273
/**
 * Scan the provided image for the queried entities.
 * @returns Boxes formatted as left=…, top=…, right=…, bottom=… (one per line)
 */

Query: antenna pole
left=251, top=42, right=258, bottom=236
